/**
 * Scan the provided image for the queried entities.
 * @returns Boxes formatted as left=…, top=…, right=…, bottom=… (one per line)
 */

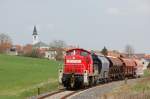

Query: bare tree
left=101, top=46, right=108, bottom=56
left=125, top=44, right=134, bottom=57
left=23, top=44, right=33, bottom=56
left=0, top=33, right=12, bottom=44
left=49, top=40, right=67, bottom=61
left=49, top=40, right=66, bottom=48
left=0, top=33, right=12, bottom=53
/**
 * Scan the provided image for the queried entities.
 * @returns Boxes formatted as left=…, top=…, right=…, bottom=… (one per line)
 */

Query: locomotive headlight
left=66, top=60, right=81, bottom=63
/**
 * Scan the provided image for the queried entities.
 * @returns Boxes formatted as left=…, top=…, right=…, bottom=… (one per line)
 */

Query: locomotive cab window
left=80, top=51, right=88, bottom=56
left=66, top=50, right=77, bottom=56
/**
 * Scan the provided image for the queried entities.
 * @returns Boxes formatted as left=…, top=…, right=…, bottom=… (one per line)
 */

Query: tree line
left=0, top=33, right=66, bottom=60
left=101, top=45, right=134, bottom=57
left=0, top=33, right=12, bottom=53
left=0, top=33, right=135, bottom=60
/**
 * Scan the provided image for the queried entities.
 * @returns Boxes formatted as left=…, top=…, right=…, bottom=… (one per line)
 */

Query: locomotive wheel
left=66, top=85, right=71, bottom=90
left=89, top=77, right=94, bottom=86
left=65, top=81, right=71, bottom=90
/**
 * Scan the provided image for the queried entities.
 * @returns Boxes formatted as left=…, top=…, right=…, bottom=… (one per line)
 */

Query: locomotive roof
left=66, top=48, right=91, bottom=54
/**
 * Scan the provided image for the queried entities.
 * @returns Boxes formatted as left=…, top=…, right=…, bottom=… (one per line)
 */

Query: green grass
left=0, top=54, right=62, bottom=99
left=132, top=70, right=150, bottom=92
left=143, top=69, right=150, bottom=77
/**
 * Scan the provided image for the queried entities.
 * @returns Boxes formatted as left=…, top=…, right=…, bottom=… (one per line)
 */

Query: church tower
left=32, top=26, right=39, bottom=45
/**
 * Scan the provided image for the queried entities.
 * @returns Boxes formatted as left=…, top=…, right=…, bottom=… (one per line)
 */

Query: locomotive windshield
left=80, top=51, right=88, bottom=56
left=66, top=49, right=89, bottom=57
left=66, top=50, right=76, bottom=56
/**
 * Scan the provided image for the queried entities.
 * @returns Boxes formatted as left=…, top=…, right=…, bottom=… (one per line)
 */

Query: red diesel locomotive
left=59, top=48, right=142, bottom=89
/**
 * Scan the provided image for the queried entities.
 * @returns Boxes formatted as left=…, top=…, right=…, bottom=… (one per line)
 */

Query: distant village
left=0, top=26, right=150, bottom=69
left=0, top=26, right=78, bottom=60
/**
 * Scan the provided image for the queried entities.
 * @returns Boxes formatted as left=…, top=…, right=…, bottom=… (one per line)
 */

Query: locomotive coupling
left=58, top=69, right=63, bottom=84
left=70, top=73, right=75, bottom=88
left=83, top=70, right=89, bottom=85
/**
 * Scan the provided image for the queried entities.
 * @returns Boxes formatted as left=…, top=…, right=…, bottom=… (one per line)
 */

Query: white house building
left=141, top=58, right=150, bottom=70
left=45, top=50, right=57, bottom=60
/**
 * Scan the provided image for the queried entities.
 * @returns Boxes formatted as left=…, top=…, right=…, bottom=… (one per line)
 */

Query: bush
left=24, top=49, right=44, bottom=58
left=55, top=49, right=64, bottom=61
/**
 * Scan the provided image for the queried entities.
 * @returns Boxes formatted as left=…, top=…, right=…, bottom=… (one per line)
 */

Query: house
left=44, top=48, right=68, bottom=60
left=7, top=46, right=18, bottom=55
left=141, top=58, right=150, bottom=70
left=45, top=49, right=57, bottom=60
left=108, top=50, right=121, bottom=57
left=133, top=54, right=145, bottom=59
left=33, top=41, right=49, bottom=49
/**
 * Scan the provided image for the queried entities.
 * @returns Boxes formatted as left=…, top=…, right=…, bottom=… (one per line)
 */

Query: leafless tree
left=0, top=33, right=12, bottom=44
left=49, top=40, right=66, bottom=49
left=49, top=40, right=67, bottom=61
left=125, top=44, right=134, bottom=57
left=0, top=33, right=12, bottom=53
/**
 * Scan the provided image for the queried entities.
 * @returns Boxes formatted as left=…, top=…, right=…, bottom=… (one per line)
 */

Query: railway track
left=37, top=83, right=106, bottom=99
left=36, top=78, right=142, bottom=99
left=37, top=89, right=79, bottom=99
left=37, top=88, right=88, bottom=99
left=37, top=82, right=118, bottom=99
left=43, top=90, right=75, bottom=99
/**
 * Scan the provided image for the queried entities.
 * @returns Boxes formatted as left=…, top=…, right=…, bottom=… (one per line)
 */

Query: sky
left=0, top=0, right=150, bottom=53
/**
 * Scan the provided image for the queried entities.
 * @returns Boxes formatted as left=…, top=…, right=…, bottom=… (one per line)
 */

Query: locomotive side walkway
left=69, top=78, right=142, bottom=99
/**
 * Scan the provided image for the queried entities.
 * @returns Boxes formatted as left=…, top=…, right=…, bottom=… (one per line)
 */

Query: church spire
left=32, top=25, right=38, bottom=35
left=32, top=25, right=39, bottom=45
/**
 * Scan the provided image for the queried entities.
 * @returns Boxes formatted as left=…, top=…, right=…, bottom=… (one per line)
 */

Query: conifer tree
left=101, top=46, right=108, bottom=55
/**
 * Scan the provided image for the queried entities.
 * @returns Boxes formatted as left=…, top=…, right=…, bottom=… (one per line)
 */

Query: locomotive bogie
left=62, top=74, right=84, bottom=89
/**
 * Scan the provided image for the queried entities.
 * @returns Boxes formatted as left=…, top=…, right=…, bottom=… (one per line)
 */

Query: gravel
left=44, top=91, right=74, bottom=99
left=69, top=78, right=142, bottom=99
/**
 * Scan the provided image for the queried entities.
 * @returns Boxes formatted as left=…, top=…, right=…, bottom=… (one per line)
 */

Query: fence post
left=38, top=88, right=40, bottom=95
left=124, top=77, right=128, bottom=84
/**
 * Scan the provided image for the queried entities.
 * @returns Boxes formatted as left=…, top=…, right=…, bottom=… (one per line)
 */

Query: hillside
left=0, top=54, right=61, bottom=99
left=101, top=70, right=150, bottom=99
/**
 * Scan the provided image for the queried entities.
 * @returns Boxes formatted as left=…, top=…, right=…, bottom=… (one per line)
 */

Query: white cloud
left=135, top=2, right=150, bottom=15
left=106, top=0, right=150, bottom=16
left=47, top=24, right=54, bottom=30
left=106, top=8, right=120, bottom=15
left=126, top=0, right=150, bottom=15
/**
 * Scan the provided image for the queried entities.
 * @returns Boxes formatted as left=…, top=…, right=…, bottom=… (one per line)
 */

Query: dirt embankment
left=101, top=77, right=150, bottom=99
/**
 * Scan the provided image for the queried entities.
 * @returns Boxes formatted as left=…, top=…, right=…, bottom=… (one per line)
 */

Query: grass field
left=0, top=54, right=62, bottom=99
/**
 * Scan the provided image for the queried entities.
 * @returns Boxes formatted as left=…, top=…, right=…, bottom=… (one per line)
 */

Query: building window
left=34, top=36, right=36, bottom=39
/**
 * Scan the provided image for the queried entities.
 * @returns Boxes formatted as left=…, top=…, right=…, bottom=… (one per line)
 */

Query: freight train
left=59, top=48, right=144, bottom=89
